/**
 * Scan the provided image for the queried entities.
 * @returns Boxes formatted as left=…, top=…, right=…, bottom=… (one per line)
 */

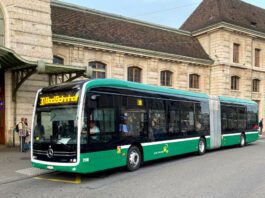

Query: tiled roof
left=51, top=3, right=211, bottom=61
left=181, top=0, right=265, bottom=33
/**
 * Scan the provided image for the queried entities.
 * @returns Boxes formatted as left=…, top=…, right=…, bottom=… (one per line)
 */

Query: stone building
left=0, top=0, right=264, bottom=145
left=181, top=0, right=265, bottom=121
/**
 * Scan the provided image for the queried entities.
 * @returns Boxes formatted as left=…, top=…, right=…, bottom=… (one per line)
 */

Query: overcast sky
left=60, top=0, right=265, bottom=28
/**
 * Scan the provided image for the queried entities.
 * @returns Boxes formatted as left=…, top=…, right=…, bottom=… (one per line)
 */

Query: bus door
left=209, top=96, right=221, bottom=149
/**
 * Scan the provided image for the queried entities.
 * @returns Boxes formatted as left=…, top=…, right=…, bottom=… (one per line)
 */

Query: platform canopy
left=0, top=46, right=90, bottom=100
left=0, top=46, right=86, bottom=74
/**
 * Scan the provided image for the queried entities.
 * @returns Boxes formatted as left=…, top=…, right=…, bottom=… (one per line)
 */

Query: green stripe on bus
left=32, top=132, right=259, bottom=174
left=32, top=149, right=129, bottom=174
left=32, top=138, right=203, bottom=174
left=245, top=131, right=259, bottom=143
left=221, top=131, right=259, bottom=147
left=222, top=134, right=241, bottom=147
left=142, top=138, right=199, bottom=161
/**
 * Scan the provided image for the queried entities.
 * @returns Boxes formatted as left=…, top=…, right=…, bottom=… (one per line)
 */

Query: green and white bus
left=31, top=79, right=259, bottom=173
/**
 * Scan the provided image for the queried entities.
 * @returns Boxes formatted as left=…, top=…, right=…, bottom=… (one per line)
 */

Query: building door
left=0, top=71, right=5, bottom=144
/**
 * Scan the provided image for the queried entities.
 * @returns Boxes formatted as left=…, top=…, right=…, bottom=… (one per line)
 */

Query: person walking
left=18, top=118, right=26, bottom=152
left=259, top=118, right=263, bottom=135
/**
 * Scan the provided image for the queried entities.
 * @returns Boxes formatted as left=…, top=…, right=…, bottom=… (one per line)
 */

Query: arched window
left=128, top=66, right=141, bottom=83
left=231, top=76, right=240, bottom=90
left=89, top=61, right=106, bottom=79
left=189, top=74, right=200, bottom=89
left=53, top=56, right=64, bottom=65
left=252, top=79, right=260, bottom=92
left=161, top=70, right=173, bottom=86
left=0, top=9, right=5, bottom=46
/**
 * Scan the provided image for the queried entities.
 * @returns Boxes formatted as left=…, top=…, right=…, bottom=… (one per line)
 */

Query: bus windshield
left=33, top=105, right=78, bottom=145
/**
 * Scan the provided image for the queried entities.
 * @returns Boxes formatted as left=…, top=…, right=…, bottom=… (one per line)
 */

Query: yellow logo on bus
left=163, top=144, right=169, bottom=154
left=137, top=99, right=143, bottom=106
left=40, top=94, right=78, bottom=106
left=117, top=146, right=121, bottom=154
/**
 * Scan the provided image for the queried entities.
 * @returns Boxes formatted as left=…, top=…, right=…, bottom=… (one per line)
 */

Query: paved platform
left=0, top=133, right=263, bottom=185
left=0, top=146, right=52, bottom=185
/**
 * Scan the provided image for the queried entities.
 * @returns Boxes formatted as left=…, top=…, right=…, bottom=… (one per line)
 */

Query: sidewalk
left=0, top=146, right=51, bottom=185
left=260, top=133, right=265, bottom=139
left=0, top=133, right=263, bottom=185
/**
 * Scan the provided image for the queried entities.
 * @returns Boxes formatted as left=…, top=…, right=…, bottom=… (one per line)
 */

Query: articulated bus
left=31, top=79, right=259, bottom=173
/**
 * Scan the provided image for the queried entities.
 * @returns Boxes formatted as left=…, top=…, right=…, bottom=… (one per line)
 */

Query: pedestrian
left=24, top=118, right=31, bottom=136
left=18, top=117, right=26, bottom=152
left=259, top=118, right=263, bottom=135
left=24, top=118, right=31, bottom=151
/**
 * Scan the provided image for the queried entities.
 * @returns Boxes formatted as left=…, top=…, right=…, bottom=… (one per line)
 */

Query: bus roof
left=219, top=96, right=257, bottom=105
left=40, top=79, right=257, bottom=106
left=86, top=78, right=209, bottom=99
left=85, top=79, right=257, bottom=105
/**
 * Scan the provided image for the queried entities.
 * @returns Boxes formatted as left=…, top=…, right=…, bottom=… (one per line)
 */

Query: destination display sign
left=38, top=91, right=79, bottom=107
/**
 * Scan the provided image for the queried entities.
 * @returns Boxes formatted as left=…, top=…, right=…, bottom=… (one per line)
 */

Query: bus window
left=247, top=105, right=258, bottom=130
left=221, top=105, right=238, bottom=133
left=168, top=101, right=180, bottom=135
left=34, top=107, right=78, bottom=143
left=195, top=102, right=210, bottom=133
left=238, top=107, right=247, bottom=131
left=180, top=102, right=195, bottom=134
left=84, top=93, right=116, bottom=143
left=149, top=99, right=167, bottom=140
left=195, top=103, right=202, bottom=132
left=120, top=96, right=147, bottom=137
left=89, top=108, right=115, bottom=135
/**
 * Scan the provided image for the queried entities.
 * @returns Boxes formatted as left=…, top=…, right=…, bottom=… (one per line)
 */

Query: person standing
left=24, top=118, right=31, bottom=151
left=24, top=118, right=31, bottom=136
left=18, top=118, right=26, bottom=152
left=259, top=118, right=263, bottom=135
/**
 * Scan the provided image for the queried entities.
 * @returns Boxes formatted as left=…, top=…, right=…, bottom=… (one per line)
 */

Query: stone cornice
left=192, top=22, right=265, bottom=39
left=215, top=62, right=265, bottom=74
left=51, top=0, right=190, bottom=36
left=52, top=34, right=213, bottom=66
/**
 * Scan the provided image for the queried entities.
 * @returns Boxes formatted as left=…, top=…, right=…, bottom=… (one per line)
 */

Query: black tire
left=240, top=134, right=246, bottom=147
left=198, top=138, right=206, bottom=155
left=127, top=146, right=142, bottom=171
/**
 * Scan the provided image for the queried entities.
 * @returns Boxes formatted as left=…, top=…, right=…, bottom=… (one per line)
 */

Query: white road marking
left=16, top=167, right=52, bottom=176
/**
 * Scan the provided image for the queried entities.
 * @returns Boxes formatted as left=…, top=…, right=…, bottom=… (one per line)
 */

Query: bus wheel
left=127, top=146, right=141, bottom=171
left=240, top=134, right=246, bottom=147
left=198, top=138, right=206, bottom=155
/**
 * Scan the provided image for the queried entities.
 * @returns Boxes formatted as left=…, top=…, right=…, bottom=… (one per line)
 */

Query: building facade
left=0, top=0, right=264, bottom=145
left=181, top=0, right=265, bottom=121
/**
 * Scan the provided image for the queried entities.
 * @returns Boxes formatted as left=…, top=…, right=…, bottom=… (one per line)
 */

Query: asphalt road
left=1, top=140, right=265, bottom=198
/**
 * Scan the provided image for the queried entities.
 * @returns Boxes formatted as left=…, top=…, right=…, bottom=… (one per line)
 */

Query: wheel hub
left=241, top=136, right=245, bottom=146
left=199, top=141, right=205, bottom=152
left=129, top=151, right=139, bottom=167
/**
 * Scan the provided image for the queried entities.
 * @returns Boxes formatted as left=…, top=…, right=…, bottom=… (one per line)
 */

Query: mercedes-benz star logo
left=47, top=146, right=54, bottom=158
